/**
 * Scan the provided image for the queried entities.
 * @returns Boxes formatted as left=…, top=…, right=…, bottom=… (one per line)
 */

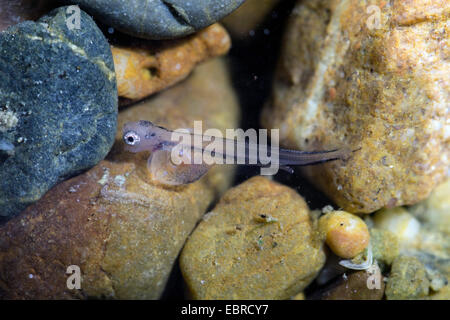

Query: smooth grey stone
left=58, top=0, right=246, bottom=39
left=0, top=6, right=118, bottom=217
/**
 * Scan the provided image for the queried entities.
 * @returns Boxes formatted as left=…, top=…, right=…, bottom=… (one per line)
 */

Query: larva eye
left=123, top=131, right=141, bottom=146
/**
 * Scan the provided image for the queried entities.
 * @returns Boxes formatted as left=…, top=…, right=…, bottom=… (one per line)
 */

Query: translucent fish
left=123, top=120, right=356, bottom=186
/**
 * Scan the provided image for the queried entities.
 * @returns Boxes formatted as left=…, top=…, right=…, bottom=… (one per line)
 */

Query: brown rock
left=180, top=176, right=326, bottom=300
left=222, top=0, right=281, bottom=38
left=0, top=59, right=239, bottom=299
left=262, top=0, right=450, bottom=213
left=321, top=266, right=385, bottom=300
left=113, top=23, right=231, bottom=102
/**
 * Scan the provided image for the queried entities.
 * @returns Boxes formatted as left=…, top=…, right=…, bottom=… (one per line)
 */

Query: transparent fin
left=147, top=149, right=211, bottom=186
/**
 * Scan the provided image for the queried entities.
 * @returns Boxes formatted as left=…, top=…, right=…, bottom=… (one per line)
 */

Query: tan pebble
left=319, top=210, right=370, bottom=259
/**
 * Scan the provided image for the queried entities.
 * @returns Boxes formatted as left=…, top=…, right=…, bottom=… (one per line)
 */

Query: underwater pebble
left=373, top=207, right=421, bottom=247
left=319, top=210, right=370, bottom=259
left=180, top=176, right=326, bottom=299
left=385, top=255, right=430, bottom=300
left=0, top=7, right=117, bottom=217
left=263, top=0, right=450, bottom=213
left=58, top=0, right=245, bottom=39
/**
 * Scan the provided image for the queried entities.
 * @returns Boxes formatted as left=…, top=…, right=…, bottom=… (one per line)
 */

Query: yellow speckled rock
left=262, top=0, right=450, bottom=213
left=0, top=59, right=239, bottom=299
left=180, top=176, right=326, bottom=300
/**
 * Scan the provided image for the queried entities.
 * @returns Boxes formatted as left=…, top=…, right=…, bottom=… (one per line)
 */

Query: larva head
left=122, top=120, right=168, bottom=153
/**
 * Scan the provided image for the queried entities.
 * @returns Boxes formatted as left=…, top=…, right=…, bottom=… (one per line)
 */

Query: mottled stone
left=370, top=228, right=399, bottom=267
left=113, top=23, right=231, bottom=101
left=262, top=0, right=450, bottom=213
left=180, top=176, right=326, bottom=300
left=0, top=0, right=52, bottom=32
left=59, top=0, right=246, bottom=40
left=222, top=0, right=281, bottom=38
left=0, top=59, right=239, bottom=299
left=385, top=256, right=430, bottom=300
left=0, top=7, right=117, bottom=217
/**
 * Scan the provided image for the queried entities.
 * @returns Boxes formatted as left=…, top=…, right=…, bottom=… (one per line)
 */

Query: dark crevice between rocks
left=228, top=0, right=296, bottom=188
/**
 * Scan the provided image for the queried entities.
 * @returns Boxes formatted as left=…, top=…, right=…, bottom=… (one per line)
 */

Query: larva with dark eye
left=122, top=121, right=357, bottom=186
left=122, top=121, right=172, bottom=154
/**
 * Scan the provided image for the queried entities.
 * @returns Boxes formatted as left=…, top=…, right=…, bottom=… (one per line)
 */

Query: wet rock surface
left=59, top=0, right=246, bottom=40
left=0, top=59, right=239, bottom=299
left=263, top=0, right=450, bottom=213
left=113, top=23, right=231, bottom=102
left=0, top=7, right=117, bottom=218
left=180, top=176, right=326, bottom=299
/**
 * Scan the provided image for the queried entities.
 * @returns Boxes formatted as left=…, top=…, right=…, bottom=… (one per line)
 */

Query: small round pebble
left=373, top=207, right=420, bottom=246
left=319, top=210, right=370, bottom=259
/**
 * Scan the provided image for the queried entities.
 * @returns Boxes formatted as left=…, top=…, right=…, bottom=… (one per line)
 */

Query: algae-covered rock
left=262, top=0, right=450, bottom=213
left=370, top=228, right=399, bottom=268
left=0, top=59, right=239, bottom=299
left=0, top=7, right=117, bottom=217
left=385, top=256, right=430, bottom=300
left=180, top=176, right=326, bottom=300
left=59, top=0, right=246, bottom=40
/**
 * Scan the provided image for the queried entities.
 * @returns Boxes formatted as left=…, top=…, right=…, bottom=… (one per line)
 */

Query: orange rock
left=319, top=211, right=370, bottom=259
left=263, top=0, right=450, bottom=213
left=113, top=23, right=231, bottom=102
